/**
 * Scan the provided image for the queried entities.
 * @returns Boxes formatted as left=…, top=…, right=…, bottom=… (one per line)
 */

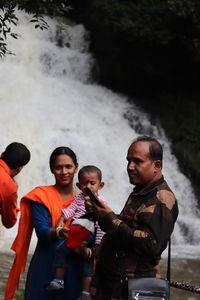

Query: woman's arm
left=56, top=213, right=67, bottom=227
left=30, top=201, right=53, bottom=241
left=31, top=201, right=69, bottom=241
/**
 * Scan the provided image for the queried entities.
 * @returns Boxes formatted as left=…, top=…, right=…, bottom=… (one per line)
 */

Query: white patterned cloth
left=62, top=192, right=106, bottom=245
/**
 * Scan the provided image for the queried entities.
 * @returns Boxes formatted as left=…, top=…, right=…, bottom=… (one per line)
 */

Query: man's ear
left=17, top=166, right=24, bottom=173
left=10, top=166, right=24, bottom=178
left=154, top=160, right=162, bottom=170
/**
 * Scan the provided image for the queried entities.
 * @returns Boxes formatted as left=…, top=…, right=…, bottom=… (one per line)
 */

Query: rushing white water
left=0, top=10, right=200, bottom=258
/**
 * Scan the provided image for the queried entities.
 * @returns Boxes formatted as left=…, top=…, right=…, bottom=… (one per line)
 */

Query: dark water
left=1, top=252, right=200, bottom=300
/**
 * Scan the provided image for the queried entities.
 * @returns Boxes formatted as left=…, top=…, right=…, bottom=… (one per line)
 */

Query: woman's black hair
left=49, top=146, right=78, bottom=171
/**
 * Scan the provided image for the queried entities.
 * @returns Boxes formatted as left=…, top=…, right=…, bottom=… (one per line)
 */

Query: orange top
left=0, top=159, right=19, bottom=228
left=4, top=185, right=75, bottom=300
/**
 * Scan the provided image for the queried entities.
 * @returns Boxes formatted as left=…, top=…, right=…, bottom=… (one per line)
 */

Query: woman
left=4, top=147, right=82, bottom=300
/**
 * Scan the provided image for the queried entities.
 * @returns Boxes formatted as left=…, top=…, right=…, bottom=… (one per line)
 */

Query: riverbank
left=1, top=251, right=200, bottom=300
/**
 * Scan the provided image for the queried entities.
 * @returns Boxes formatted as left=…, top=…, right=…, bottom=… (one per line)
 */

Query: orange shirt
left=0, top=159, right=19, bottom=228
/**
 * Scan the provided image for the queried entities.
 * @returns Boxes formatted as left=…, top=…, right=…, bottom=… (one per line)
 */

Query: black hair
left=131, top=135, right=163, bottom=161
left=78, top=165, right=102, bottom=181
left=1, top=142, right=30, bottom=169
left=49, top=146, right=78, bottom=171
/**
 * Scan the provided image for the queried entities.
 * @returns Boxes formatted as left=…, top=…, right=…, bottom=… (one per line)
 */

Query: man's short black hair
left=78, top=165, right=102, bottom=181
left=1, top=142, right=30, bottom=169
left=132, top=135, right=163, bottom=161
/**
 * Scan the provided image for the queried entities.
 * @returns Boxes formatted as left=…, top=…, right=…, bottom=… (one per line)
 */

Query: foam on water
left=0, top=10, right=199, bottom=258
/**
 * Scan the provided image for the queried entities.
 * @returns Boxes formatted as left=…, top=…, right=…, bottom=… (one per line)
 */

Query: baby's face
left=77, top=171, right=104, bottom=213
left=77, top=171, right=103, bottom=194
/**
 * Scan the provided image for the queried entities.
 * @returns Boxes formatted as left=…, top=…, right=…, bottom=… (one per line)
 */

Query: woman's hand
left=56, top=214, right=67, bottom=227
left=56, top=226, right=70, bottom=239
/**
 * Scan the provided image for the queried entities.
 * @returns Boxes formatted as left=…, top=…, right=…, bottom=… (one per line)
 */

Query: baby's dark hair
left=78, top=165, right=102, bottom=181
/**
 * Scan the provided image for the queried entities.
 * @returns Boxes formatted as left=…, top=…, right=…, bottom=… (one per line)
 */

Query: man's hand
left=84, top=195, right=113, bottom=219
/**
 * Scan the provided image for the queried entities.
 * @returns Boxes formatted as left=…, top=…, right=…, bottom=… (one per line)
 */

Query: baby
left=46, top=165, right=107, bottom=300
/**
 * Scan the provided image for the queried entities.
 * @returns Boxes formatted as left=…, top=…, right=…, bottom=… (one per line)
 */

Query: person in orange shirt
left=0, top=142, right=30, bottom=228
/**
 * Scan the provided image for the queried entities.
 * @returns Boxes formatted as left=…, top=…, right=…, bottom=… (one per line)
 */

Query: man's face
left=127, top=141, right=158, bottom=188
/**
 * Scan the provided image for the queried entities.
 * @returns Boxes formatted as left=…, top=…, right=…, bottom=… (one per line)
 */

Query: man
left=90, top=136, right=179, bottom=300
left=0, top=142, right=30, bottom=228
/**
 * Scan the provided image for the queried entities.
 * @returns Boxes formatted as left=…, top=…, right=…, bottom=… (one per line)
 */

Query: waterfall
left=0, top=10, right=199, bottom=258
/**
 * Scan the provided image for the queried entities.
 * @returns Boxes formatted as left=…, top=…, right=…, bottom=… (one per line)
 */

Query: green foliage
left=0, top=3, right=18, bottom=57
left=168, top=0, right=200, bottom=28
left=74, top=0, right=200, bottom=97
left=30, top=14, right=49, bottom=31
left=89, top=0, right=200, bottom=45
left=0, top=0, right=71, bottom=58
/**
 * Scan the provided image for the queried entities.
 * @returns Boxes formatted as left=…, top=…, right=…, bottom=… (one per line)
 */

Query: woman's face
left=51, top=154, right=77, bottom=187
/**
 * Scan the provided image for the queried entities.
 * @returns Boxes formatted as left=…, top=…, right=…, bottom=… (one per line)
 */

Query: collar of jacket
left=132, top=176, right=164, bottom=198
